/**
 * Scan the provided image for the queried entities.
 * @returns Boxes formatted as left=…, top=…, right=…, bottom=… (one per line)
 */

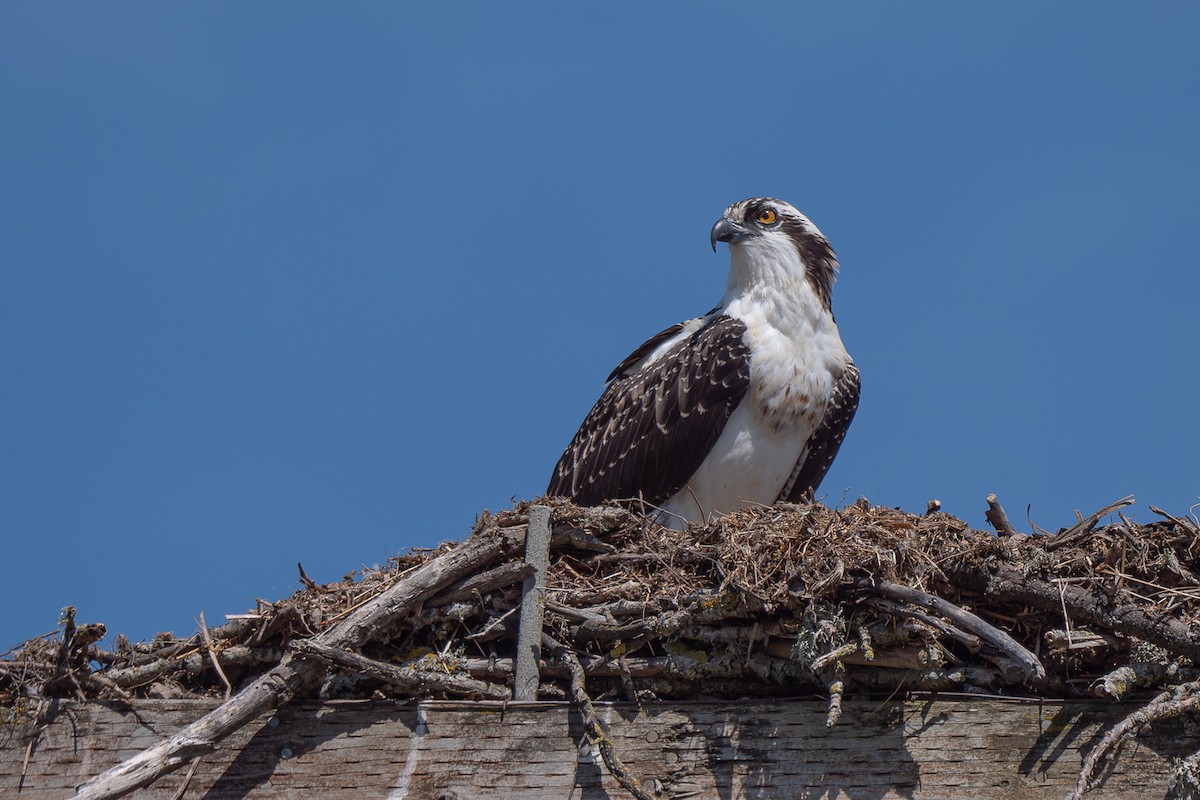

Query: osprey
left=547, top=198, right=859, bottom=528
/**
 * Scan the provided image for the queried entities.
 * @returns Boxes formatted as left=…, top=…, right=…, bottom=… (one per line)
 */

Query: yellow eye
left=756, top=208, right=777, bottom=225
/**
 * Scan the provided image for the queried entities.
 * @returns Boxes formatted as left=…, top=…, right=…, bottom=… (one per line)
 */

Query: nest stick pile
left=4, top=497, right=1200, bottom=799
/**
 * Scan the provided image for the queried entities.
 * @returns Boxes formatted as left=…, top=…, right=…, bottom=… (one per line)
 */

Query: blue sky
left=2, top=5, right=1198, bottom=650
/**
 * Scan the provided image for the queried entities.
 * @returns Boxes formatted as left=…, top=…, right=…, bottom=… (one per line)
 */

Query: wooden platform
left=2, top=697, right=1194, bottom=798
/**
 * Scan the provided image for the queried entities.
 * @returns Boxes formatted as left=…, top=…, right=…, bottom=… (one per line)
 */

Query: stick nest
left=5, top=497, right=1200, bottom=711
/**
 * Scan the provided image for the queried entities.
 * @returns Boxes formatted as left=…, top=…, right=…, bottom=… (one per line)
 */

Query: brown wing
left=603, top=306, right=719, bottom=382
left=783, top=361, right=861, bottom=503
left=547, top=315, right=751, bottom=508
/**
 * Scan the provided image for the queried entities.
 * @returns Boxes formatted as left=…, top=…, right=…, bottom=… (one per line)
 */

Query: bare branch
left=542, top=633, right=656, bottom=800
left=853, top=579, right=1045, bottom=683
left=1044, top=495, right=1135, bottom=551
left=74, top=525, right=526, bottom=800
left=985, top=493, right=1019, bottom=537
left=1074, top=682, right=1200, bottom=799
left=288, top=639, right=508, bottom=699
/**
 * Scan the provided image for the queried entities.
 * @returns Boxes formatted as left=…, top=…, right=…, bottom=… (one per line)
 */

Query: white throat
left=718, top=234, right=834, bottom=342
left=723, top=232, right=812, bottom=299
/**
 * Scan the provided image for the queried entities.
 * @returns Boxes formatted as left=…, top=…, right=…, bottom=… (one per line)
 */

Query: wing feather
left=548, top=316, right=751, bottom=508
left=782, top=361, right=861, bottom=503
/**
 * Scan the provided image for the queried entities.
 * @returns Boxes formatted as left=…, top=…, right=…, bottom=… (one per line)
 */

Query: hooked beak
left=710, top=217, right=751, bottom=251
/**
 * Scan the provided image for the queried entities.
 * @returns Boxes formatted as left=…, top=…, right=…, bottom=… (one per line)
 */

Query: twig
left=1055, top=579, right=1074, bottom=649
left=81, top=671, right=134, bottom=704
left=1043, top=629, right=1126, bottom=655
left=0, top=629, right=58, bottom=660
left=951, top=561, right=1200, bottom=663
left=985, top=493, right=1019, bottom=536
left=20, top=736, right=35, bottom=789
left=1074, top=681, right=1200, bottom=799
left=1089, top=662, right=1200, bottom=700
left=461, top=654, right=696, bottom=680
left=846, top=664, right=1004, bottom=693
left=427, top=561, right=533, bottom=605
left=198, top=612, right=232, bottom=701
left=542, top=633, right=655, bottom=800
left=810, top=642, right=858, bottom=674
left=75, top=524, right=527, bottom=800
left=853, top=579, right=1045, bottom=683
left=575, top=599, right=738, bottom=643
left=856, top=625, right=875, bottom=660
left=289, top=639, right=508, bottom=699
left=103, top=647, right=283, bottom=688
left=1045, top=495, right=1135, bottom=551
left=1150, top=505, right=1200, bottom=536
left=56, top=605, right=77, bottom=676
left=1023, top=503, right=1053, bottom=536
left=826, top=673, right=845, bottom=728
left=551, top=525, right=618, bottom=553
left=169, top=757, right=200, bottom=800
left=546, top=599, right=609, bottom=623
left=867, top=596, right=982, bottom=652
left=18, top=698, right=45, bottom=790
left=296, top=563, right=319, bottom=592
left=590, top=599, right=662, bottom=619
left=466, top=605, right=520, bottom=641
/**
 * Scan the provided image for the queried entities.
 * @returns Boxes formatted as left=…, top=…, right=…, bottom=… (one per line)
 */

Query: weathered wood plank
left=513, top=504, right=551, bottom=701
left=1, top=698, right=1194, bottom=799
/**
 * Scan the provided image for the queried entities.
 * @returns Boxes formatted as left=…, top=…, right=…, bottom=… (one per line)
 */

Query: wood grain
left=2, top=697, right=1192, bottom=799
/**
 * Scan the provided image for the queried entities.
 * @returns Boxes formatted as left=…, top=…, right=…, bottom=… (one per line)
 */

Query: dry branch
left=1074, top=681, right=1200, bottom=799
left=73, top=524, right=526, bottom=800
left=985, top=493, right=1019, bottom=536
left=427, top=561, right=533, bottom=605
left=543, top=633, right=656, bottom=800
left=1044, top=495, right=1136, bottom=551
left=197, top=612, right=232, bottom=701
left=948, top=561, right=1200, bottom=662
left=289, top=639, right=508, bottom=699
left=854, top=579, right=1046, bottom=683
left=866, top=597, right=982, bottom=652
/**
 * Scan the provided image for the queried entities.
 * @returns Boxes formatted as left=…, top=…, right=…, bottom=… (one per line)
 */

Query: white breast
left=657, top=236, right=850, bottom=529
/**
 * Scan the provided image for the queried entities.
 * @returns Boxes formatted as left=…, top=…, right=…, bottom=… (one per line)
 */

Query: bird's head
left=711, top=197, right=839, bottom=311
